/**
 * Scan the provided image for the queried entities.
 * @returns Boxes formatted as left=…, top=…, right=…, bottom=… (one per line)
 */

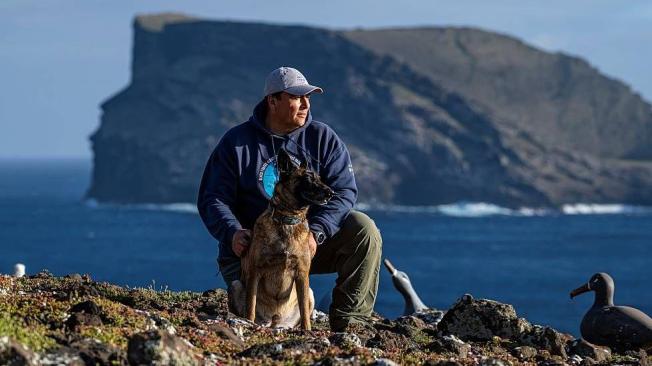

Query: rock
left=65, top=273, right=83, bottom=281
left=37, top=350, right=85, bottom=366
left=479, top=357, right=509, bottom=366
left=239, top=343, right=284, bottom=358
left=69, top=339, right=125, bottom=366
left=70, top=300, right=102, bottom=315
left=148, top=313, right=176, bottom=334
left=423, top=361, right=463, bottom=366
left=414, top=309, right=445, bottom=327
left=395, top=315, right=428, bottom=338
left=239, top=338, right=331, bottom=359
left=197, top=289, right=227, bottom=317
left=65, top=300, right=104, bottom=330
left=127, top=330, right=198, bottom=366
left=568, top=339, right=611, bottom=363
left=519, top=325, right=569, bottom=358
left=339, top=322, right=377, bottom=345
left=0, top=337, right=36, bottom=366
left=372, top=358, right=400, bottom=366
left=511, top=346, right=537, bottom=361
left=206, top=323, right=244, bottom=348
left=312, top=309, right=330, bottom=323
left=34, top=270, right=53, bottom=279
left=329, top=332, right=362, bottom=349
left=428, top=335, right=471, bottom=358
left=438, top=294, right=532, bottom=341
left=90, top=13, right=652, bottom=209
left=580, top=356, right=596, bottom=366
left=200, top=289, right=224, bottom=298
left=366, top=330, right=409, bottom=351
left=538, top=360, right=566, bottom=366
left=65, top=312, right=104, bottom=330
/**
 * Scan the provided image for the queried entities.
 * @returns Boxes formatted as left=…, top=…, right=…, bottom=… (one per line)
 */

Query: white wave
left=356, top=202, right=522, bottom=217
left=84, top=199, right=651, bottom=217
left=140, top=203, right=199, bottom=214
left=357, top=202, right=651, bottom=217
left=561, top=203, right=650, bottom=215
left=83, top=200, right=198, bottom=214
left=437, top=202, right=514, bottom=217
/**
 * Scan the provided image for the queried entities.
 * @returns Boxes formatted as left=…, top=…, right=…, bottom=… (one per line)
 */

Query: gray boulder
left=127, top=330, right=198, bottom=366
left=0, top=337, right=36, bottom=366
left=437, top=294, right=532, bottom=341
left=568, top=339, right=611, bottom=363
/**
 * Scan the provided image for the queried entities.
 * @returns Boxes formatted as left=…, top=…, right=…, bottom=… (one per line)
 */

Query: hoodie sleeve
left=197, top=135, right=242, bottom=249
left=308, top=142, right=357, bottom=240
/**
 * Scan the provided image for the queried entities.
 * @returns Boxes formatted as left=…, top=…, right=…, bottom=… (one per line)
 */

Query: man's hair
left=261, top=92, right=284, bottom=116
left=269, top=92, right=284, bottom=100
left=264, top=92, right=284, bottom=109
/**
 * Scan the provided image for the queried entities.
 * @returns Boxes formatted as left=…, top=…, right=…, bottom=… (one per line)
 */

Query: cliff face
left=344, top=28, right=652, bottom=160
left=88, top=13, right=652, bottom=207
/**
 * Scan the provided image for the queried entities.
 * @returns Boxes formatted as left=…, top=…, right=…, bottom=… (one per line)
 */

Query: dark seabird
left=570, top=272, right=652, bottom=350
left=383, top=259, right=428, bottom=315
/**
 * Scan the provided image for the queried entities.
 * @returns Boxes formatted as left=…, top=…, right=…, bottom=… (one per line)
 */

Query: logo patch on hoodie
left=257, top=153, right=301, bottom=199
left=258, top=156, right=279, bottom=199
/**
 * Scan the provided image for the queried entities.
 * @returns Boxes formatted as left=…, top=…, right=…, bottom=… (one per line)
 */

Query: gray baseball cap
left=263, top=67, right=324, bottom=96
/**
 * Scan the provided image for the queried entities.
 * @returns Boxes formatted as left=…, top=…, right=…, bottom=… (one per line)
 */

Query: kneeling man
left=197, top=66, right=382, bottom=331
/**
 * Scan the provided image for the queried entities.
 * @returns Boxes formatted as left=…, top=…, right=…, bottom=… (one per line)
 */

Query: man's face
left=270, top=92, right=311, bottom=128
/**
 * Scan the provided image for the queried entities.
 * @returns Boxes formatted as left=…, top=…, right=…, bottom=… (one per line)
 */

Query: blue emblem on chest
left=259, top=157, right=279, bottom=199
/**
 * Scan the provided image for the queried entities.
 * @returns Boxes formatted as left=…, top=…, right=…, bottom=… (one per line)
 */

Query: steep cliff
left=88, top=13, right=652, bottom=207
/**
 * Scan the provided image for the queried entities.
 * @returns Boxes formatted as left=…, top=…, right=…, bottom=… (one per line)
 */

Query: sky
left=1, top=1, right=651, bottom=159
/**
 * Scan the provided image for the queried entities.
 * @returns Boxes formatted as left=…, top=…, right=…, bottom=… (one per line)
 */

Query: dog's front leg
left=245, top=272, right=260, bottom=323
left=295, top=270, right=311, bottom=330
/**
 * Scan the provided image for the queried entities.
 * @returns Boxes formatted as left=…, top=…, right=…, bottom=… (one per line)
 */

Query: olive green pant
left=218, top=210, right=382, bottom=331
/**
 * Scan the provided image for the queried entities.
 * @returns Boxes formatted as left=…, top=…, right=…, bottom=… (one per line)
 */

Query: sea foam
left=85, top=200, right=650, bottom=217
left=356, top=202, right=650, bottom=217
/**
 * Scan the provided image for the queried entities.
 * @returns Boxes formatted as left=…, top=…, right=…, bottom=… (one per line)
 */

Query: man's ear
left=277, top=149, right=296, bottom=174
left=267, top=95, right=275, bottom=111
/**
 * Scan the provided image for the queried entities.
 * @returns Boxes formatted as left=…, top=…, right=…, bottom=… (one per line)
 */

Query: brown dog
left=228, top=149, right=333, bottom=329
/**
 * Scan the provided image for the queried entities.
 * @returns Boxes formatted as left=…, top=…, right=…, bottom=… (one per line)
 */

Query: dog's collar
left=270, top=204, right=304, bottom=225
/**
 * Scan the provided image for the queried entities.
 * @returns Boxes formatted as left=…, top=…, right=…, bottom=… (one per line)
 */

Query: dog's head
left=273, top=149, right=334, bottom=210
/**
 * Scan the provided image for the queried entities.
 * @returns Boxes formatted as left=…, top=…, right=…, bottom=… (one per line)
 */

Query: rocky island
left=1, top=272, right=649, bottom=365
left=88, top=13, right=652, bottom=208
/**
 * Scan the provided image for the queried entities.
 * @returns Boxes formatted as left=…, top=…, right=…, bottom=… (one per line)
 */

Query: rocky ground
left=0, top=272, right=649, bottom=365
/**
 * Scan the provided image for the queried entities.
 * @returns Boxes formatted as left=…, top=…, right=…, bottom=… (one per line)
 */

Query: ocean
left=1, top=158, right=651, bottom=336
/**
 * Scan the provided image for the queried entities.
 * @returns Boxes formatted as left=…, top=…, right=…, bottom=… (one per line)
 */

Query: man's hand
left=308, top=232, right=317, bottom=258
left=232, top=229, right=252, bottom=257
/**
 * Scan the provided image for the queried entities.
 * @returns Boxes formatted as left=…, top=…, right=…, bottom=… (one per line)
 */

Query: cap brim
left=285, top=85, right=323, bottom=96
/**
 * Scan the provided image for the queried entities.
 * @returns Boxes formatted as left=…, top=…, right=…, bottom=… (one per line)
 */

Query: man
left=197, top=66, right=382, bottom=331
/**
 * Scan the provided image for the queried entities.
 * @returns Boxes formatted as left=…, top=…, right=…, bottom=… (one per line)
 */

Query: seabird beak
left=570, top=283, right=591, bottom=299
left=383, top=259, right=398, bottom=276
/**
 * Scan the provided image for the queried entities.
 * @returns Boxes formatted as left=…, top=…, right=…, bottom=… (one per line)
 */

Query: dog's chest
left=258, top=225, right=309, bottom=266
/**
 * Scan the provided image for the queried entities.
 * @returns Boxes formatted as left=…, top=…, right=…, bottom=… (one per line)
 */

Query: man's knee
left=343, top=211, right=382, bottom=253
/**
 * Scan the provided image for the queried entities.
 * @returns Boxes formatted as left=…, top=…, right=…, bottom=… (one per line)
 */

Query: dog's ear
left=276, top=149, right=296, bottom=175
left=299, top=158, right=308, bottom=170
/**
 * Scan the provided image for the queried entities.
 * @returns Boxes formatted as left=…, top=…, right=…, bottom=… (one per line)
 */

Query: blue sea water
left=1, top=159, right=651, bottom=336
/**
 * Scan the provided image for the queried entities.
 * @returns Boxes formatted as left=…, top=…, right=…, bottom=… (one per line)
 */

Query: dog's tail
left=271, top=314, right=281, bottom=328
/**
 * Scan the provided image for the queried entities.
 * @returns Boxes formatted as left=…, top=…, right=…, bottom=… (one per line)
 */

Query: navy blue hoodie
left=197, top=100, right=357, bottom=261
